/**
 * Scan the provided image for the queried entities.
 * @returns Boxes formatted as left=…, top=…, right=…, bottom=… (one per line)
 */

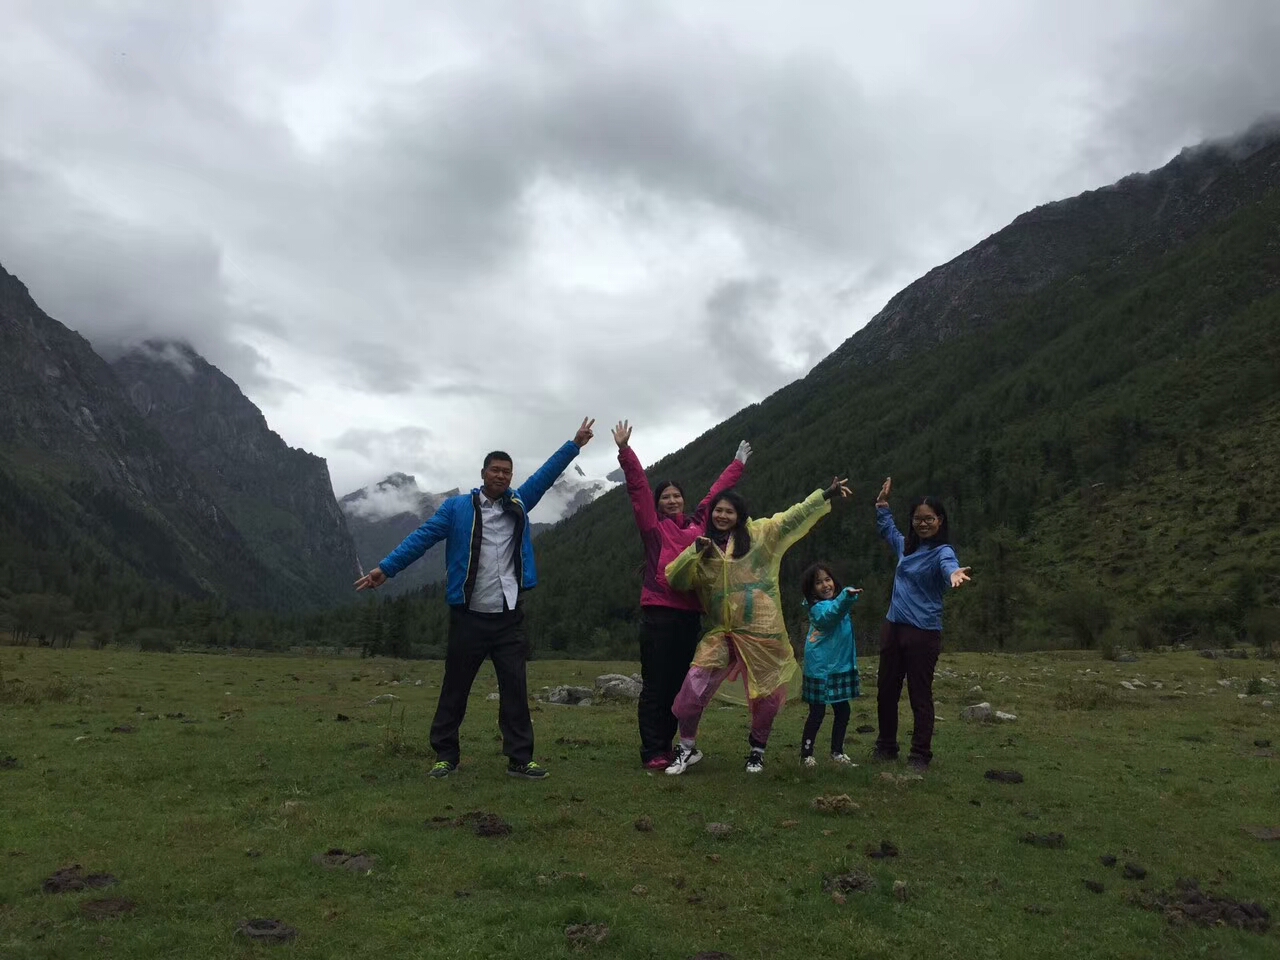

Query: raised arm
left=690, top=441, right=749, bottom=526
left=877, top=506, right=905, bottom=559
left=807, top=587, right=861, bottom=631
left=516, top=418, right=594, bottom=511
left=756, top=488, right=832, bottom=555
left=378, top=499, right=456, bottom=578
left=614, top=423, right=658, bottom=535
left=664, top=538, right=707, bottom=593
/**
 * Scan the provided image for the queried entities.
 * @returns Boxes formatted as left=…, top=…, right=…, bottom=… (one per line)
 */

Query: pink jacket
left=618, top=445, right=744, bottom=611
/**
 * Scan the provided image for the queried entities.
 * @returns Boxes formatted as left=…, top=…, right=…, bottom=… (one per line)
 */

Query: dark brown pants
left=875, top=619, right=942, bottom=763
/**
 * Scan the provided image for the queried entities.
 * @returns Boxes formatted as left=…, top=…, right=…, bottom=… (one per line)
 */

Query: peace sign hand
left=824, top=476, right=852, bottom=501
left=354, top=568, right=387, bottom=591
left=574, top=417, right=596, bottom=447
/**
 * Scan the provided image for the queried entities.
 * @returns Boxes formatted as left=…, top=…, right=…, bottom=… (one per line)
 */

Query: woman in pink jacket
left=612, top=420, right=750, bottom=769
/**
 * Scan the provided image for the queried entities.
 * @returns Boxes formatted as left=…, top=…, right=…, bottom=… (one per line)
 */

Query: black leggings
left=801, top=701, right=851, bottom=758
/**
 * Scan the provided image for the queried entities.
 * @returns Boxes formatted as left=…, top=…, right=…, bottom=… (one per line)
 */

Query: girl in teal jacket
left=799, top=562, right=861, bottom=767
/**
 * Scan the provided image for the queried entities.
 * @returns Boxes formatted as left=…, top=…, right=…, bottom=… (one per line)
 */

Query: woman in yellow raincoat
left=663, top=477, right=851, bottom=775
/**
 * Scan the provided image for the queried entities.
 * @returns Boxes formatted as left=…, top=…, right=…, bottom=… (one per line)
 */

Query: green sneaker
left=427, top=760, right=457, bottom=779
left=507, top=760, right=549, bottom=780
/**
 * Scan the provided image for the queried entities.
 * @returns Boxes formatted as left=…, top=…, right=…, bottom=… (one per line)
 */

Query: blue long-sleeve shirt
left=877, top=506, right=960, bottom=632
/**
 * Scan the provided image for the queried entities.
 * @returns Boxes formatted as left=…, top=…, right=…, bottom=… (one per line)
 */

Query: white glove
left=735, top=440, right=752, bottom=464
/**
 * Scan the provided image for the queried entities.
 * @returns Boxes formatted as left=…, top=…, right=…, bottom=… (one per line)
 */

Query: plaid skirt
left=802, top=668, right=860, bottom=705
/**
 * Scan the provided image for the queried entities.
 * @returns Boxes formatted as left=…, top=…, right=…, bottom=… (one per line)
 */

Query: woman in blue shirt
left=872, top=476, right=971, bottom=772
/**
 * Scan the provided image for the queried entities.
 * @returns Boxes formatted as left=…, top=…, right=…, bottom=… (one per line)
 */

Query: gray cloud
left=2, top=0, right=1278, bottom=495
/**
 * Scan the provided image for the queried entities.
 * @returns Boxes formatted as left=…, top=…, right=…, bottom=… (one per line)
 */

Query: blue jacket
left=378, top=441, right=581, bottom=607
left=803, top=589, right=859, bottom=680
left=877, top=506, right=961, bottom=632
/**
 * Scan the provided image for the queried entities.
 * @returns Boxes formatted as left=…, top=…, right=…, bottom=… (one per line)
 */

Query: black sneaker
left=745, top=750, right=765, bottom=774
left=427, top=760, right=457, bottom=779
left=507, top=760, right=550, bottom=780
left=906, top=756, right=930, bottom=774
left=870, top=748, right=898, bottom=763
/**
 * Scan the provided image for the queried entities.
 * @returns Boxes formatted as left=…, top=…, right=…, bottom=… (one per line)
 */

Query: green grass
left=2, top=648, right=1278, bottom=959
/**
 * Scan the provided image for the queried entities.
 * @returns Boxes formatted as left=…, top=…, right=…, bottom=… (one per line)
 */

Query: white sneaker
left=802, top=756, right=817, bottom=769
left=665, top=744, right=703, bottom=775
left=745, top=751, right=765, bottom=774
left=831, top=753, right=857, bottom=766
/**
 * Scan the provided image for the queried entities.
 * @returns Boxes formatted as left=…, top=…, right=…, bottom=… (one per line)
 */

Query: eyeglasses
left=912, top=516, right=940, bottom=526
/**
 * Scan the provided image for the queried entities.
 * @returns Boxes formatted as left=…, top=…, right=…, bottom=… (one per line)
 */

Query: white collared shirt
left=469, top=494, right=519, bottom=613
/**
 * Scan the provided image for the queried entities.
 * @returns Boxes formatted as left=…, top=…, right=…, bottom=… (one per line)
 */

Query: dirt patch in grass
left=237, top=919, right=298, bottom=943
left=985, top=769, right=1024, bottom=784
left=823, top=869, right=876, bottom=895
left=427, top=811, right=512, bottom=836
left=811, top=794, right=859, bottom=814
left=865, top=840, right=899, bottom=859
left=42, top=866, right=118, bottom=894
left=1128, top=878, right=1271, bottom=933
left=311, top=849, right=379, bottom=872
left=1019, top=833, right=1066, bottom=849
left=565, top=923, right=609, bottom=948
left=1243, top=825, right=1280, bottom=841
left=80, top=898, right=137, bottom=918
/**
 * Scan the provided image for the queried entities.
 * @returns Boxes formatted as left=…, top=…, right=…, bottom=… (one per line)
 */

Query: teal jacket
left=802, top=589, right=859, bottom=680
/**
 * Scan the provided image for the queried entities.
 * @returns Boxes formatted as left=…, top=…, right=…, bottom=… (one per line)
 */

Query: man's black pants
left=430, top=604, right=533, bottom=765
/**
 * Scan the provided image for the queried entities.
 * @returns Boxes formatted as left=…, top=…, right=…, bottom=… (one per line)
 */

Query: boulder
left=594, top=674, right=643, bottom=700
left=961, top=702, right=994, bottom=722
left=541, top=685, right=594, bottom=705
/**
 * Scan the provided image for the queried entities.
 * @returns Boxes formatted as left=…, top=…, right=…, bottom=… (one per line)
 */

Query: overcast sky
left=2, top=1, right=1278, bottom=498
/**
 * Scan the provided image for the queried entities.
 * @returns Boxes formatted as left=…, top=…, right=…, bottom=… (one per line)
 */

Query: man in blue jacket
left=355, top=417, right=595, bottom=780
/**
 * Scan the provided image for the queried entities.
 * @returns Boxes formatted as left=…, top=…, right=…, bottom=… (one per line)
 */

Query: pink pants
left=672, top=659, right=787, bottom=749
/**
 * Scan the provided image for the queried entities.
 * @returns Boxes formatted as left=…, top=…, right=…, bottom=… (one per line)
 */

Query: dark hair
left=903, top=496, right=950, bottom=556
left=801, top=562, right=843, bottom=605
left=704, top=489, right=751, bottom=557
left=653, top=480, right=686, bottom=513
left=483, top=451, right=513, bottom=469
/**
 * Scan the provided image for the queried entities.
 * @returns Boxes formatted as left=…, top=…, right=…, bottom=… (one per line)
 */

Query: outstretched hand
left=950, top=567, right=972, bottom=589
left=824, top=476, right=852, bottom=501
left=735, top=440, right=752, bottom=464
left=354, top=568, right=387, bottom=591
left=875, top=476, right=892, bottom=507
left=612, top=420, right=632, bottom=449
left=574, top=417, right=596, bottom=448
left=843, top=586, right=863, bottom=597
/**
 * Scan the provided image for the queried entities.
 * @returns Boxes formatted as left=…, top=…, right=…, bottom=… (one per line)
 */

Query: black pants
left=637, top=607, right=701, bottom=762
left=429, top=604, right=532, bottom=765
left=875, top=619, right=943, bottom=763
left=801, top=701, right=851, bottom=758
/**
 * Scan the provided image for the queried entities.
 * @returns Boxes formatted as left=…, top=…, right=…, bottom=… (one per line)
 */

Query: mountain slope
left=339, top=474, right=456, bottom=595
left=0, top=263, right=287, bottom=618
left=110, top=342, right=361, bottom=607
left=522, top=124, right=1280, bottom=655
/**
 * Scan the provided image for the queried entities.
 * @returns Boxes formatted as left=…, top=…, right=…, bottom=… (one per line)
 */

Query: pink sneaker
left=644, top=755, right=672, bottom=770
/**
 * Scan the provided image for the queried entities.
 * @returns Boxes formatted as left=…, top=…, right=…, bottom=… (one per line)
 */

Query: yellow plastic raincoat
left=665, top=489, right=832, bottom=700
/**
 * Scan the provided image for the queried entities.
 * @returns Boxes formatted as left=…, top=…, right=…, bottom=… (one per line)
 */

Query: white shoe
left=745, top=751, right=765, bottom=774
left=831, top=753, right=857, bottom=766
left=802, top=756, right=817, bottom=769
left=665, top=744, right=703, bottom=775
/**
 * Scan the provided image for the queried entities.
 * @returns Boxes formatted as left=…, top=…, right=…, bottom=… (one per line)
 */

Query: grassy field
left=1, top=647, right=1277, bottom=960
